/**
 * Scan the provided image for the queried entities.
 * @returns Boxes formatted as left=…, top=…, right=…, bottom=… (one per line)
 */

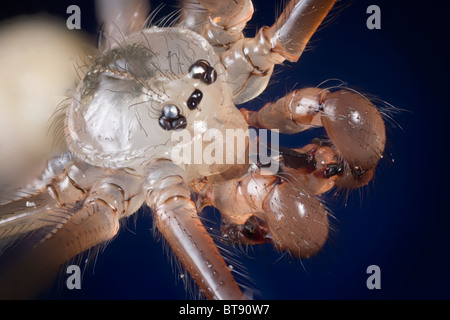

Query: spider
left=0, top=0, right=386, bottom=300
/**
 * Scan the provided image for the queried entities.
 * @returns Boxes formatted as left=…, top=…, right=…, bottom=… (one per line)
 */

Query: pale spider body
left=0, top=0, right=386, bottom=299
left=67, top=27, right=248, bottom=179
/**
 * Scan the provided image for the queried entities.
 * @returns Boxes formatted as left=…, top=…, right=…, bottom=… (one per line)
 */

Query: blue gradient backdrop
left=1, top=0, right=449, bottom=299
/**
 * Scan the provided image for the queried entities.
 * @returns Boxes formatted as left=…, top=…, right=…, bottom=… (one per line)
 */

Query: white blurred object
left=0, top=15, right=94, bottom=196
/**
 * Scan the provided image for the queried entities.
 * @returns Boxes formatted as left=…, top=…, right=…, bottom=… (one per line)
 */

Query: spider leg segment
left=265, top=0, right=337, bottom=63
left=95, top=0, right=151, bottom=50
left=196, top=0, right=254, bottom=46
left=179, top=0, right=335, bottom=103
left=216, top=0, right=336, bottom=103
left=178, top=0, right=209, bottom=36
left=0, top=162, right=143, bottom=299
left=144, top=160, right=244, bottom=300
left=179, top=0, right=254, bottom=49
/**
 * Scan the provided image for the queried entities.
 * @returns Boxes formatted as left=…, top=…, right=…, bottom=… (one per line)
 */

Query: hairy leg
left=0, top=162, right=143, bottom=298
left=217, top=0, right=336, bottom=103
left=95, top=0, right=150, bottom=50
left=144, top=160, right=244, bottom=300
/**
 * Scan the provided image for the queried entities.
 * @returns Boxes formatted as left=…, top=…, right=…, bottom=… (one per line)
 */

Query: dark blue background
left=1, top=0, right=449, bottom=299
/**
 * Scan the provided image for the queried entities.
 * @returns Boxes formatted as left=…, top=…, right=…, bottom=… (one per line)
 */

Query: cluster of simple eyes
left=158, top=60, right=217, bottom=131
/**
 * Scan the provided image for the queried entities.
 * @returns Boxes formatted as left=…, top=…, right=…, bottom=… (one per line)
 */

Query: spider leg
left=95, top=0, right=150, bottom=50
left=0, top=161, right=143, bottom=299
left=266, top=0, right=337, bottom=62
left=178, top=0, right=209, bottom=35
left=145, top=160, right=244, bottom=300
left=215, top=0, right=335, bottom=103
left=179, top=0, right=254, bottom=50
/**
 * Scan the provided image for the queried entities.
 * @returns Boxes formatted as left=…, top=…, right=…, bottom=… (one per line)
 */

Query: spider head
left=66, top=27, right=249, bottom=177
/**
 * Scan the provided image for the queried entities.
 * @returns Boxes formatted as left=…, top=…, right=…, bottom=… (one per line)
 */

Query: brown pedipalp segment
left=261, top=168, right=329, bottom=258
left=197, top=143, right=339, bottom=255
left=202, top=161, right=330, bottom=258
left=321, top=90, right=386, bottom=189
left=322, top=91, right=386, bottom=170
left=240, top=87, right=386, bottom=190
left=240, top=87, right=328, bottom=134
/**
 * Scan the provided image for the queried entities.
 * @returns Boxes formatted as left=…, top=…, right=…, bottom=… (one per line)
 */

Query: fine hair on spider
left=148, top=203, right=258, bottom=299
left=314, top=79, right=400, bottom=205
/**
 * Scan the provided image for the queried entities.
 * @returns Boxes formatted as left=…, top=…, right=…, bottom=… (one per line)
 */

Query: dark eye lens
left=208, top=68, right=217, bottom=84
left=162, top=104, right=179, bottom=118
left=187, top=89, right=203, bottom=110
left=188, top=60, right=217, bottom=85
left=189, top=60, right=209, bottom=79
left=158, top=117, right=172, bottom=131
left=171, top=116, right=187, bottom=130
left=159, top=104, right=187, bottom=131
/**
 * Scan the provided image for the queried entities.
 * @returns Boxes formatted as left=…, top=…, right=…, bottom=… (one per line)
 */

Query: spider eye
left=188, top=59, right=217, bottom=85
left=162, top=104, right=179, bottom=118
left=187, top=89, right=203, bottom=110
left=159, top=104, right=187, bottom=131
